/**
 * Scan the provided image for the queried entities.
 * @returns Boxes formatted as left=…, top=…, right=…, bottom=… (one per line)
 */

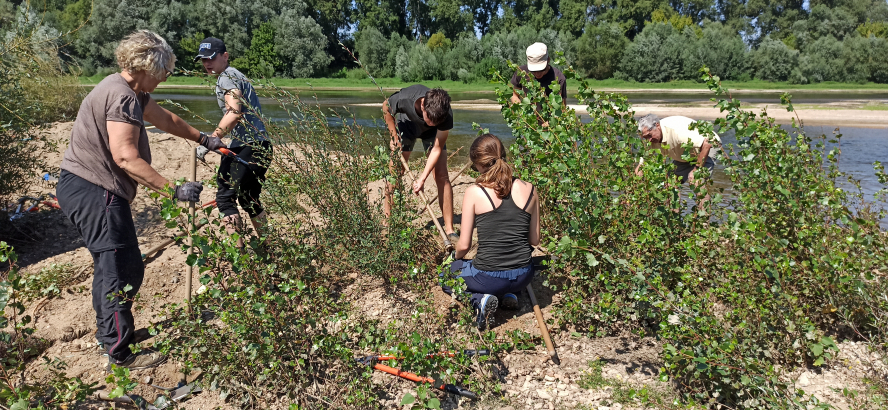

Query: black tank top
left=473, top=181, right=535, bottom=271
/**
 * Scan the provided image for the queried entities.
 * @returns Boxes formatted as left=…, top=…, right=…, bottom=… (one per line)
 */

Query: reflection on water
left=150, top=88, right=887, bottom=204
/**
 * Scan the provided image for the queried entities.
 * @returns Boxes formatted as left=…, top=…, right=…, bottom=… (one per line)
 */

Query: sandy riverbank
left=352, top=101, right=888, bottom=128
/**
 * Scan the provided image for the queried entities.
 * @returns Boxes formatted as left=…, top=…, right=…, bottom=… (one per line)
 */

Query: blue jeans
left=441, top=259, right=534, bottom=309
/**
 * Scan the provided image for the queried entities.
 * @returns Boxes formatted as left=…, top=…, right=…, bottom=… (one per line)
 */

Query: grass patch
left=577, top=360, right=693, bottom=409
left=79, top=75, right=888, bottom=93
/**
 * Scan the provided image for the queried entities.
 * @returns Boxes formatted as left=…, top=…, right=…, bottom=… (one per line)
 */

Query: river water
left=149, top=88, right=887, bottom=204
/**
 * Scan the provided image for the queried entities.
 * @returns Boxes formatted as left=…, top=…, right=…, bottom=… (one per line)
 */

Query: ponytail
left=470, top=134, right=513, bottom=198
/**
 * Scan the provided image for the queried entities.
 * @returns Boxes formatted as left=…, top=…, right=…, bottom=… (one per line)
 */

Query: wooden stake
left=526, top=284, right=560, bottom=365
left=398, top=155, right=453, bottom=251
left=187, top=147, right=196, bottom=313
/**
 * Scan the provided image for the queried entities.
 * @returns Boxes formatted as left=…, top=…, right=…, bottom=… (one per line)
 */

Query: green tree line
left=1, top=0, right=887, bottom=83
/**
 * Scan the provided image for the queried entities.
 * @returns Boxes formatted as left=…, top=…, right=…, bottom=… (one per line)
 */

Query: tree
left=231, top=22, right=282, bottom=78
left=355, top=0, right=409, bottom=38
left=466, top=0, right=503, bottom=35
left=557, top=0, right=590, bottom=37
left=177, top=32, right=206, bottom=73
left=573, top=22, right=629, bottom=79
left=429, top=0, right=473, bottom=39
left=355, top=27, right=391, bottom=77
left=273, top=7, right=332, bottom=77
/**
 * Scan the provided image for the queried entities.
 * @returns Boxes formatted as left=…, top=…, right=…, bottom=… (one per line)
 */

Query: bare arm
left=382, top=98, right=400, bottom=149
left=455, top=186, right=477, bottom=259
left=143, top=98, right=201, bottom=142
left=412, top=130, right=448, bottom=194
left=527, top=184, right=540, bottom=246
left=214, top=89, right=244, bottom=138
left=108, top=121, right=169, bottom=192
left=696, top=140, right=712, bottom=168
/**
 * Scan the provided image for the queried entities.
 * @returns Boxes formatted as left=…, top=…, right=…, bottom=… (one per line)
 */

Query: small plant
left=1, top=242, right=98, bottom=408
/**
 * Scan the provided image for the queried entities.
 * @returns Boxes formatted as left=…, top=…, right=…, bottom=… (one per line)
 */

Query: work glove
left=174, top=181, right=203, bottom=202
left=198, top=132, right=226, bottom=151
left=195, top=145, right=209, bottom=161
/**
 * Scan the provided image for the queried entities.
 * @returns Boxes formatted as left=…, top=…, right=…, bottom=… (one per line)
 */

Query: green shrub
left=754, top=37, right=798, bottom=81
left=150, top=81, right=504, bottom=408
left=1, top=243, right=98, bottom=408
left=495, top=59, right=888, bottom=408
left=0, top=21, right=81, bottom=222
left=355, top=27, right=391, bottom=77
left=573, top=22, right=629, bottom=80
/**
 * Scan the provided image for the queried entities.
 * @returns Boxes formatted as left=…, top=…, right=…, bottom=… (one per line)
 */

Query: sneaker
left=96, top=328, right=152, bottom=354
left=108, top=350, right=167, bottom=370
left=475, top=294, right=498, bottom=330
left=501, top=293, right=519, bottom=310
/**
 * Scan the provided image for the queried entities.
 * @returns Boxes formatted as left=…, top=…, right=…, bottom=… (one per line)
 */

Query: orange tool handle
left=372, top=363, right=436, bottom=384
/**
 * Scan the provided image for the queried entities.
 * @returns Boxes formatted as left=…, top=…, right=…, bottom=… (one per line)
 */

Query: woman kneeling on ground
left=445, top=133, right=540, bottom=330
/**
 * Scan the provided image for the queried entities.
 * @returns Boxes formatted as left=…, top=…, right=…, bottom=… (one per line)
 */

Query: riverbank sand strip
left=350, top=102, right=888, bottom=128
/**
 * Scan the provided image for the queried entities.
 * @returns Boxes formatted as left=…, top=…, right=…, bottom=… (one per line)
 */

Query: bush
left=683, top=23, right=750, bottom=81
left=616, top=23, right=683, bottom=82
left=150, top=83, right=503, bottom=408
left=754, top=37, right=798, bottom=81
left=794, top=35, right=844, bottom=83
left=495, top=61, right=888, bottom=408
left=472, top=56, right=510, bottom=82
left=403, top=44, right=438, bottom=82
left=842, top=35, right=888, bottom=83
left=0, top=22, right=81, bottom=221
left=2, top=243, right=98, bottom=407
left=573, top=22, right=629, bottom=80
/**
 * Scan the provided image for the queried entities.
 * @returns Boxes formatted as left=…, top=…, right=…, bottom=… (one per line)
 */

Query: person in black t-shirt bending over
left=509, top=42, right=567, bottom=126
left=382, top=85, right=458, bottom=242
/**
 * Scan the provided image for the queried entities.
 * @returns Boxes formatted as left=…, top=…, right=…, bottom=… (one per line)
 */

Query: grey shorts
left=397, top=120, right=445, bottom=153
left=672, top=158, right=715, bottom=184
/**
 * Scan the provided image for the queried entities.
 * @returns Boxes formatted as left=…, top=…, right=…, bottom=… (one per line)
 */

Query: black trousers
left=57, top=171, right=143, bottom=362
left=217, top=141, right=272, bottom=218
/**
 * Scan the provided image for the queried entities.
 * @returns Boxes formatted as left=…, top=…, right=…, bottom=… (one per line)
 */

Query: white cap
left=526, top=42, right=549, bottom=71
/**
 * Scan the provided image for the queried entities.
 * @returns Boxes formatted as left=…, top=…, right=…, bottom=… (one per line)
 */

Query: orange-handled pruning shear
left=217, top=147, right=252, bottom=167
left=355, top=350, right=487, bottom=399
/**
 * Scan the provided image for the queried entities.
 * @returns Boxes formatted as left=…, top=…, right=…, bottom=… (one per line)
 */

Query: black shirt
left=509, top=65, right=568, bottom=102
left=387, top=84, right=454, bottom=136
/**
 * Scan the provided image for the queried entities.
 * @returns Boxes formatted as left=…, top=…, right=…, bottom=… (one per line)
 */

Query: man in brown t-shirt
left=56, top=30, right=225, bottom=370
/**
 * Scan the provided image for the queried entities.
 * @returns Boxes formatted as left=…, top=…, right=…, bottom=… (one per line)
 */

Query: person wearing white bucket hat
left=509, top=42, right=567, bottom=109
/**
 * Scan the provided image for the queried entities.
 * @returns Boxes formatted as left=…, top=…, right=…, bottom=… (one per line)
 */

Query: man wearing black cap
left=195, top=37, right=272, bottom=247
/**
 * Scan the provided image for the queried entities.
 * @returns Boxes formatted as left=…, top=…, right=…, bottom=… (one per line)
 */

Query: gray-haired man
left=634, top=114, right=720, bottom=186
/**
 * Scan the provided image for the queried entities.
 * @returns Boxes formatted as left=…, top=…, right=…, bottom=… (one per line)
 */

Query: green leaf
left=400, top=393, right=415, bottom=405
left=811, top=343, right=823, bottom=356
left=10, top=399, right=29, bottom=410
left=427, top=397, right=441, bottom=409
left=585, top=253, right=599, bottom=267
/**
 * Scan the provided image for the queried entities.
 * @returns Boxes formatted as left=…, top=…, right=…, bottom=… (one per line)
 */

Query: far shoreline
left=79, top=77, right=888, bottom=95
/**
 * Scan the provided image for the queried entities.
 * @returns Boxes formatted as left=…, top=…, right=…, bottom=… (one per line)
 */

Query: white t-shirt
left=651, top=116, right=721, bottom=163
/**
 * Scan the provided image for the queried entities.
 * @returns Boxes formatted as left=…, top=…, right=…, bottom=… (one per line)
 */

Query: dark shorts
left=217, top=141, right=273, bottom=218
left=672, top=158, right=715, bottom=184
left=397, top=120, right=445, bottom=153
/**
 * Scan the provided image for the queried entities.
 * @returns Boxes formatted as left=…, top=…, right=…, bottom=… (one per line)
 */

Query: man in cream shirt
left=635, top=114, right=721, bottom=185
